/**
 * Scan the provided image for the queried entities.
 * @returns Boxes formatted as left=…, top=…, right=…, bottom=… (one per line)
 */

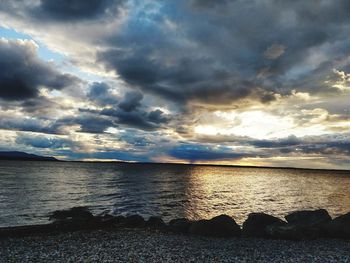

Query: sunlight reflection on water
left=0, top=161, right=349, bottom=227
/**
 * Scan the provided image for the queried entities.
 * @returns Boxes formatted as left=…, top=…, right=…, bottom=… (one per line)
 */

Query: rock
left=99, top=214, right=114, bottom=221
left=168, top=218, right=192, bottom=233
left=114, top=215, right=127, bottom=225
left=95, top=214, right=118, bottom=227
left=49, top=207, right=93, bottom=222
left=242, top=213, right=286, bottom=238
left=124, top=215, right=145, bottom=228
left=97, top=210, right=112, bottom=217
left=266, top=209, right=332, bottom=240
left=285, top=209, right=331, bottom=226
left=266, top=224, right=322, bottom=240
left=324, top=212, right=350, bottom=239
left=145, top=216, right=166, bottom=229
left=189, top=215, right=241, bottom=237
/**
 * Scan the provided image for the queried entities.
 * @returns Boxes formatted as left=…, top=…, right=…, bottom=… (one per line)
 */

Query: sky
left=0, top=0, right=350, bottom=169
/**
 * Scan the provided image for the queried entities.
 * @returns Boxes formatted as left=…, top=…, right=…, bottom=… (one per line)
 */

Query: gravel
left=0, top=228, right=350, bottom=263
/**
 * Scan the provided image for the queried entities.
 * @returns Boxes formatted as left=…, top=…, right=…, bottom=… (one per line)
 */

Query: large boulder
left=267, top=209, right=332, bottom=240
left=145, top=216, right=166, bottom=229
left=124, top=215, right=145, bottom=228
left=324, top=212, right=350, bottom=239
left=168, top=218, right=192, bottom=233
left=285, top=209, right=331, bottom=226
left=189, top=215, right=241, bottom=237
left=242, top=213, right=286, bottom=238
left=95, top=214, right=126, bottom=227
left=266, top=224, right=322, bottom=240
left=49, top=207, right=94, bottom=222
left=114, top=215, right=127, bottom=225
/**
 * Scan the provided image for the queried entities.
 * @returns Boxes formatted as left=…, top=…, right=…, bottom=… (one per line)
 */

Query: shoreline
left=2, top=158, right=350, bottom=173
left=1, top=228, right=350, bottom=262
left=1, top=208, right=349, bottom=241
left=1, top=208, right=350, bottom=262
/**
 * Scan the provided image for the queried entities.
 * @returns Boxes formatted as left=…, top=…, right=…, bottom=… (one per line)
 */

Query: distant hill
left=0, top=151, right=58, bottom=161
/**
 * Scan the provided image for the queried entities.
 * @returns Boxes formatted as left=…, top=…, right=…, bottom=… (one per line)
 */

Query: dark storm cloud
left=87, top=82, right=118, bottom=106
left=148, top=109, right=170, bottom=124
left=0, top=0, right=124, bottom=20
left=100, top=107, right=169, bottom=131
left=108, top=109, right=156, bottom=130
left=2, top=0, right=350, bottom=167
left=2, top=0, right=350, bottom=105
left=54, top=88, right=171, bottom=133
left=168, top=144, right=255, bottom=162
left=3, top=0, right=350, bottom=105
left=291, top=138, right=350, bottom=156
left=0, top=117, right=61, bottom=134
left=97, top=0, right=350, bottom=107
left=0, top=94, right=65, bottom=116
left=99, top=48, right=260, bottom=106
left=76, top=116, right=115, bottom=133
left=92, top=89, right=171, bottom=131
left=36, top=0, right=110, bottom=20
left=248, top=134, right=350, bottom=157
left=118, top=91, right=143, bottom=112
left=250, top=135, right=301, bottom=148
left=0, top=111, right=115, bottom=136
left=192, top=133, right=350, bottom=159
left=0, top=39, right=79, bottom=101
left=52, top=114, right=115, bottom=134
left=116, top=128, right=170, bottom=148
left=118, top=130, right=154, bottom=147
left=16, top=134, right=73, bottom=149
left=191, top=0, right=230, bottom=9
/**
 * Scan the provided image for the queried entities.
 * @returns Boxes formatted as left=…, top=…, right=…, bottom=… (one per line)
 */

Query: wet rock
left=168, top=218, right=192, bottom=233
left=242, top=213, right=286, bottom=238
left=189, top=215, right=241, bottom=237
left=49, top=207, right=93, bottom=222
left=124, top=215, right=145, bottom=228
left=145, top=216, right=166, bottom=229
left=285, top=209, right=331, bottom=226
left=324, top=212, right=350, bottom=239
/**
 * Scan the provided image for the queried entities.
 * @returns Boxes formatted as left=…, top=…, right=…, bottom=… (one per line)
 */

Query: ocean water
left=0, top=160, right=349, bottom=227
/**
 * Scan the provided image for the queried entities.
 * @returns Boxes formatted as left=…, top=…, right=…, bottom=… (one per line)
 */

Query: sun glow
left=195, top=110, right=328, bottom=139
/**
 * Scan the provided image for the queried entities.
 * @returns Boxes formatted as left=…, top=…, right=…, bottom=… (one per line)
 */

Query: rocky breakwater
left=265, top=209, right=332, bottom=240
left=1, top=207, right=349, bottom=241
left=242, top=209, right=350, bottom=240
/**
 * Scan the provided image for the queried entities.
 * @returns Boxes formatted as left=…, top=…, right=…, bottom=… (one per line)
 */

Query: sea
left=0, top=160, right=349, bottom=227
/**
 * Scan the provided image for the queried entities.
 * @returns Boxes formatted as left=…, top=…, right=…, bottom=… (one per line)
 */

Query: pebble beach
left=1, top=228, right=350, bottom=263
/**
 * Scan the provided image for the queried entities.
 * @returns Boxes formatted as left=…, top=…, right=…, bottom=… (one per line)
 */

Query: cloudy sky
left=0, top=0, right=350, bottom=169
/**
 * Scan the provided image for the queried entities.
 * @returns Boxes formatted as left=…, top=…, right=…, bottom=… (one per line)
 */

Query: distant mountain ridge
left=0, top=151, right=58, bottom=161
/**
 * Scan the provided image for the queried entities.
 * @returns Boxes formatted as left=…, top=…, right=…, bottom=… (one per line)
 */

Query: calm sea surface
left=0, top=160, right=349, bottom=227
